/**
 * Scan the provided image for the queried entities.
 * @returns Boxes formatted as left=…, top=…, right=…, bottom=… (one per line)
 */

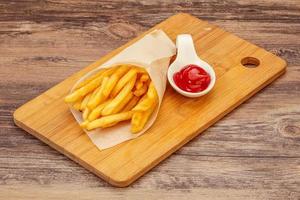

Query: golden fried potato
left=135, top=80, right=144, bottom=90
left=140, top=74, right=149, bottom=82
left=88, top=100, right=112, bottom=121
left=67, top=64, right=159, bottom=134
left=131, top=111, right=142, bottom=132
left=112, top=92, right=133, bottom=113
left=132, top=82, right=158, bottom=112
left=80, top=93, right=92, bottom=111
left=122, top=95, right=140, bottom=112
left=132, top=95, right=153, bottom=112
left=101, top=75, right=136, bottom=116
left=102, top=65, right=130, bottom=98
left=75, top=67, right=115, bottom=90
left=131, top=101, right=157, bottom=133
left=91, top=85, right=101, bottom=99
left=146, top=82, right=158, bottom=99
left=86, top=111, right=133, bottom=130
left=82, top=108, right=90, bottom=121
left=87, top=76, right=109, bottom=110
left=110, top=68, right=138, bottom=97
left=64, top=76, right=103, bottom=103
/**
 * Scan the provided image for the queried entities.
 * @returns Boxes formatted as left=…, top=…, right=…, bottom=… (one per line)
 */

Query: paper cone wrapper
left=69, top=30, right=176, bottom=149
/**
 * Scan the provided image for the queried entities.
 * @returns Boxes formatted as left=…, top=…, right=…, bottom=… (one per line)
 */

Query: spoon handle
left=176, top=34, right=198, bottom=63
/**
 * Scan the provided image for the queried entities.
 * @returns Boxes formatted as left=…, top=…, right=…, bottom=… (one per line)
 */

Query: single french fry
left=86, top=111, right=133, bottom=130
left=74, top=68, right=113, bottom=90
left=122, top=95, right=140, bottom=112
left=102, top=65, right=130, bottom=98
left=132, top=95, right=154, bottom=112
left=140, top=74, right=149, bottom=82
left=131, top=111, right=143, bottom=133
left=133, top=83, right=148, bottom=96
left=64, top=76, right=103, bottom=103
left=87, top=77, right=109, bottom=110
left=80, top=93, right=92, bottom=111
left=131, top=100, right=157, bottom=133
left=110, top=68, right=138, bottom=97
left=88, top=100, right=112, bottom=121
left=82, top=108, right=90, bottom=121
left=101, top=75, right=136, bottom=116
left=147, top=82, right=158, bottom=99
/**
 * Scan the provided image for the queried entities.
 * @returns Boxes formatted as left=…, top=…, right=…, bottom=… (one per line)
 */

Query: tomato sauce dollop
left=173, top=64, right=211, bottom=93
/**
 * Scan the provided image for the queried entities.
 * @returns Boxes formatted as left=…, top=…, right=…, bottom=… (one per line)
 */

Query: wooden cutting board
left=13, top=13, right=286, bottom=187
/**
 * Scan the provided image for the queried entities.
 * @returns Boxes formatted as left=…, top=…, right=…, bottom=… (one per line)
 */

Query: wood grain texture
left=13, top=13, right=286, bottom=186
left=1, top=0, right=299, bottom=199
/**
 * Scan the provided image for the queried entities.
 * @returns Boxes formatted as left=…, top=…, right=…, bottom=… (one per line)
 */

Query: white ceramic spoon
left=167, top=34, right=216, bottom=98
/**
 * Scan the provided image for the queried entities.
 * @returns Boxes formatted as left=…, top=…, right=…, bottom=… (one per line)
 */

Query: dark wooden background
left=0, top=0, right=299, bottom=199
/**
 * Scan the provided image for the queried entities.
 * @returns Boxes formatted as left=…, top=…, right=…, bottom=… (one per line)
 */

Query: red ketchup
left=173, top=64, right=211, bottom=93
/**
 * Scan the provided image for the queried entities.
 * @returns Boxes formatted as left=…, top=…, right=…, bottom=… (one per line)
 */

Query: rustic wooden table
left=1, top=0, right=299, bottom=199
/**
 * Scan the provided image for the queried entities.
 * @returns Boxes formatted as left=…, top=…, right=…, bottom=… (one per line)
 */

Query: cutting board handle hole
left=241, top=57, right=260, bottom=68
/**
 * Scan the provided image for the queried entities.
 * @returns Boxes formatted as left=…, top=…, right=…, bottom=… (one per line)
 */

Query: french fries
left=122, top=96, right=140, bottom=112
left=132, top=82, right=158, bottom=112
left=80, top=93, right=92, bottom=111
left=102, top=65, right=130, bottom=98
left=86, top=111, right=133, bottom=130
left=75, top=67, right=116, bottom=90
left=65, top=64, right=159, bottom=133
left=88, top=100, right=111, bottom=121
left=135, top=80, right=143, bottom=90
left=87, top=76, right=109, bottom=110
left=64, top=76, right=103, bottom=103
left=140, top=74, right=149, bottom=82
left=110, top=68, right=137, bottom=97
left=101, top=76, right=136, bottom=116
left=82, top=108, right=90, bottom=121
